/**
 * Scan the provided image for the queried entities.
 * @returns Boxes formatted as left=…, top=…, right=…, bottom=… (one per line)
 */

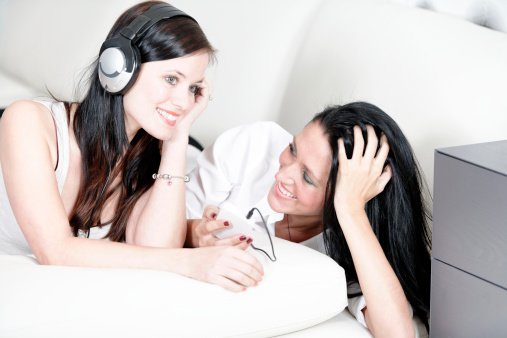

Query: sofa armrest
left=0, top=236, right=347, bottom=337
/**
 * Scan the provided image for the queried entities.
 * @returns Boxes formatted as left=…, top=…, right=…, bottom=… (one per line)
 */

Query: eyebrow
left=293, top=135, right=321, bottom=185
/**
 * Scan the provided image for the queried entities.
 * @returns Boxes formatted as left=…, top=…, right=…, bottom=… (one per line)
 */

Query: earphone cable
left=246, top=207, right=277, bottom=262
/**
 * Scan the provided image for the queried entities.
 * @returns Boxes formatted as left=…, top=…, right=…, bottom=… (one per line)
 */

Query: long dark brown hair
left=313, top=102, right=432, bottom=329
left=69, top=1, right=216, bottom=241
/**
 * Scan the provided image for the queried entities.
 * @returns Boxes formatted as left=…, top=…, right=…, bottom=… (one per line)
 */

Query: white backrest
left=1, top=0, right=505, bottom=190
left=0, top=0, right=140, bottom=101
left=171, top=0, right=324, bottom=147
left=0, top=0, right=323, bottom=147
left=277, top=0, right=507, bottom=190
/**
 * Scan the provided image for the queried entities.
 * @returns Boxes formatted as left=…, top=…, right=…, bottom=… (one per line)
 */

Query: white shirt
left=185, top=121, right=370, bottom=327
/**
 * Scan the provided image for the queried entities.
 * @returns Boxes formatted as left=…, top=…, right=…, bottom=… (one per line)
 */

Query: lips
left=156, top=107, right=179, bottom=125
left=276, top=182, right=297, bottom=200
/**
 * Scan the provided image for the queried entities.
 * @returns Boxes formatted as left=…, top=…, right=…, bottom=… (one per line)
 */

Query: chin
left=149, top=129, right=173, bottom=141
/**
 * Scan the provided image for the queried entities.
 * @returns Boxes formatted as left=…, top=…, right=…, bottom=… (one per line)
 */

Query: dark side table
left=430, top=140, right=507, bottom=337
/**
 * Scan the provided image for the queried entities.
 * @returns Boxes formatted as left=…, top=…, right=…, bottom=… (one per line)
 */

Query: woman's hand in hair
left=334, top=125, right=392, bottom=217
left=333, top=126, right=414, bottom=337
left=192, top=205, right=252, bottom=249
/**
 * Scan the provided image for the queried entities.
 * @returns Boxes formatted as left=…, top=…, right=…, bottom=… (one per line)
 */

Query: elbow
left=35, top=249, right=60, bottom=266
left=32, top=238, right=73, bottom=266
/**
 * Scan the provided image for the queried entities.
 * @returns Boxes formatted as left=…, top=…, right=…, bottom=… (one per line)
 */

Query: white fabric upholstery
left=0, top=72, right=42, bottom=109
left=386, top=0, right=507, bottom=32
left=0, top=236, right=347, bottom=337
left=275, top=0, right=507, bottom=191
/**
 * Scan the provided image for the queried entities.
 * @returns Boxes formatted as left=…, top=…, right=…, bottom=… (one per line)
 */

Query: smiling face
left=122, top=52, right=209, bottom=141
left=267, top=121, right=332, bottom=216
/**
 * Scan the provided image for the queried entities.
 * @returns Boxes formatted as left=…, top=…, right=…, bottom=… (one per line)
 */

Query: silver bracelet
left=152, top=173, right=190, bottom=186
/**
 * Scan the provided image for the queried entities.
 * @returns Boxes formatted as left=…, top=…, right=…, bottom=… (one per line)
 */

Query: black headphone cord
left=246, top=207, right=277, bottom=262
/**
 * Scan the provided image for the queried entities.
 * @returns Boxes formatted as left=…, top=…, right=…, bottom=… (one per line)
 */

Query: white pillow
left=0, top=235, right=347, bottom=337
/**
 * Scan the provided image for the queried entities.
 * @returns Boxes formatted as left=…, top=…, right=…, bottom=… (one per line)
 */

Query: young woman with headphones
left=0, top=1, right=263, bottom=292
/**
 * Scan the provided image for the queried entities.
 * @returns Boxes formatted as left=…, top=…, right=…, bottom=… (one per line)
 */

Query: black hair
left=69, top=1, right=216, bottom=241
left=312, top=102, right=432, bottom=329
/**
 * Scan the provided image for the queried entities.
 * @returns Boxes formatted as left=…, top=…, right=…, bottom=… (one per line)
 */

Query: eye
left=303, top=172, right=314, bottom=185
left=166, top=76, right=177, bottom=85
left=189, top=85, right=201, bottom=96
left=289, top=142, right=295, bottom=155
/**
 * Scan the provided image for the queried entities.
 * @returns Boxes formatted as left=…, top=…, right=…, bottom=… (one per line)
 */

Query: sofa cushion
left=0, top=235, right=347, bottom=337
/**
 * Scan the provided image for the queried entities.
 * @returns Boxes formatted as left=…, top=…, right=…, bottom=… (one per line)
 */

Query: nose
left=275, top=150, right=297, bottom=185
left=275, top=166, right=296, bottom=185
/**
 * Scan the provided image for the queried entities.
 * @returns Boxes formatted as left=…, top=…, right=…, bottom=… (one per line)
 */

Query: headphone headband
left=98, top=4, right=197, bottom=94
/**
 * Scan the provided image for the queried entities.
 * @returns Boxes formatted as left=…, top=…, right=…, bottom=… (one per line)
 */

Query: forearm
left=338, top=210, right=414, bottom=338
left=41, top=235, right=191, bottom=275
left=133, top=138, right=189, bottom=248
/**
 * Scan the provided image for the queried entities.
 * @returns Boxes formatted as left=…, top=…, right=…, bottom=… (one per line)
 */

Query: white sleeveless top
left=0, top=101, right=70, bottom=255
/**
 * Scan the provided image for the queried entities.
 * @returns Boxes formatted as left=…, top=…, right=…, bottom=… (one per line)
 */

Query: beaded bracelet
left=152, top=173, right=190, bottom=186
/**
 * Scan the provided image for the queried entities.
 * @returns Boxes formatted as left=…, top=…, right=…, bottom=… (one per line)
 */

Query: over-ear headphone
left=98, top=4, right=197, bottom=94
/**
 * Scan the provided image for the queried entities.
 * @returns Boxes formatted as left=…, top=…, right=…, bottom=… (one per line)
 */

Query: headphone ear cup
left=98, top=37, right=140, bottom=94
left=97, top=4, right=196, bottom=94
left=119, top=44, right=141, bottom=94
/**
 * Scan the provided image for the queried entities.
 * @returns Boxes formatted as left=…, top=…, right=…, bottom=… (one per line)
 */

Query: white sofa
left=1, top=0, right=506, bottom=336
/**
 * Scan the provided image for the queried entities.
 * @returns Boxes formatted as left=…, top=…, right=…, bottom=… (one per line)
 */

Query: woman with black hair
left=186, top=101, right=432, bottom=337
left=0, top=1, right=263, bottom=292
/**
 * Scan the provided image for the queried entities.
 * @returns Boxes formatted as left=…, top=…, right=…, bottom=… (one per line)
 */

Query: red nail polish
left=211, top=213, right=217, bottom=219
left=242, top=287, right=246, bottom=292
left=224, top=221, right=230, bottom=226
left=254, top=282, right=258, bottom=287
left=239, top=235, right=247, bottom=241
left=246, top=238, right=253, bottom=244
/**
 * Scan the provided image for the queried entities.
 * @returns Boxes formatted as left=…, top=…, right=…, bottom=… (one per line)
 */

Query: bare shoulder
left=0, top=100, right=57, bottom=143
left=1, top=100, right=55, bottom=126
left=0, top=100, right=60, bottom=168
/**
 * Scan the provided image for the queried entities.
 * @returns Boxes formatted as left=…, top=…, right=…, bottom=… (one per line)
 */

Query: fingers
left=195, top=75, right=214, bottom=104
left=204, top=218, right=253, bottom=246
left=337, top=137, right=348, bottom=164
left=203, top=204, right=219, bottom=221
left=378, top=163, right=393, bottom=191
left=205, top=247, right=264, bottom=293
left=199, top=205, right=253, bottom=248
left=230, top=247, right=264, bottom=281
left=210, top=275, right=249, bottom=293
left=351, top=125, right=365, bottom=160
left=335, top=125, right=392, bottom=207
left=179, top=75, right=213, bottom=131
left=196, top=219, right=226, bottom=247
left=234, top=238, right=253, bottom=250
left=215, top=234, right=252, bottom=248
left=375, top=132, right=390, bottom=165
left=345, top=125, right=389, bottom=165
left=363, top=125, right=379, bottom=160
